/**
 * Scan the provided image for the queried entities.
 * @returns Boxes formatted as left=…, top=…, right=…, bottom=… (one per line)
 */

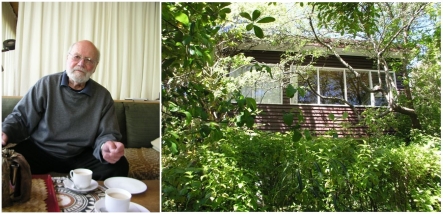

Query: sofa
left=1, top=96, right=160, bottom=180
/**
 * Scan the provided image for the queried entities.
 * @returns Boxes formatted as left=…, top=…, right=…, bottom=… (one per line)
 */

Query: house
left=230, top=41, right=402, bottom=137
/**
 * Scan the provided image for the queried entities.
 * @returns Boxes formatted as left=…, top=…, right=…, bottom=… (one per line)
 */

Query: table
left=2, top=176, right=160, bottom=212
left=97, top=180, right=160, bottom=212
left=53, top=177, right=159, bottom=212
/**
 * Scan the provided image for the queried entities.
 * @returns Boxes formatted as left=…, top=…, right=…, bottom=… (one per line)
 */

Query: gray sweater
left=2, top=71, right=122, bottom=162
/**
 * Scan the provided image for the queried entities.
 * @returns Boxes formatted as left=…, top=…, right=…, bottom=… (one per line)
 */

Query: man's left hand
left=101, top=141, right=125, bottom=164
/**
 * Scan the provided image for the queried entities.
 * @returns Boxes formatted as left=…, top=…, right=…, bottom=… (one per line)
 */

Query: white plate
left=94, top=198, right=150, bottom=212
left=64, top=179, right=98, bottom=194
left=104, top=177, right=147, bottom=194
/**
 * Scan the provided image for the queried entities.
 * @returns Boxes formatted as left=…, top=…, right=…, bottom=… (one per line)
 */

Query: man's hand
left=101, top=141, right=125, bottom=164
left=2, top=132, right=8, bottom=146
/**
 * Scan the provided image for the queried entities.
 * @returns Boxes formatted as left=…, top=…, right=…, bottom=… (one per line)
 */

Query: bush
left=162, top=129, right=441, bottom=211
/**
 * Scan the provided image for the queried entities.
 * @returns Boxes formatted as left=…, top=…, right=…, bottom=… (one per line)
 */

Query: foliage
left=298, top=2, right=440, bottom=131
left=161, top=2, right=441, bottom=212
left=162, top=2, right=275, bottom=155
left=308, top=2, right=379, bottom=37
left=162, top=130, right=441, bottom=211
left=162, top=133, right=261, bottom=211
left=360, top=108, right=412, bottom=139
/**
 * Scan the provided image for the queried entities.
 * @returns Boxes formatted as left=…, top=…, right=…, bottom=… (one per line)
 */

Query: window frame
left=290, top=66, right=397, bottom=107
left=230, top=64, right=284, bottom=105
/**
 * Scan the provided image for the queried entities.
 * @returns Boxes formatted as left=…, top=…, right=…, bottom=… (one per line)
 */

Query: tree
left=304, top=2, right=439, bottom=131
left=161, top=2, right=274, bottom=155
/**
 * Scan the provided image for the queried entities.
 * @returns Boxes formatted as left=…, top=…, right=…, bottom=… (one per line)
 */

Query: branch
left=377, top=3, right=428, bottom=57
left=307, top=12, right=382, bottom=96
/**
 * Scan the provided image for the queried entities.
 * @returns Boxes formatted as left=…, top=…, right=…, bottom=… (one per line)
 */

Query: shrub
left=162, top=129, right=441, bottom=211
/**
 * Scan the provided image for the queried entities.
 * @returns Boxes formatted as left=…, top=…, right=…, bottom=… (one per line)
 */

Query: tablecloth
left=52, top=177, right=107, bottom=212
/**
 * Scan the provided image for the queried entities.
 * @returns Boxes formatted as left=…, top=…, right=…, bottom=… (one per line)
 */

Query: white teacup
left=69, top=168, right=92, bottom=189
left=105, top=188, right=132, bottom=212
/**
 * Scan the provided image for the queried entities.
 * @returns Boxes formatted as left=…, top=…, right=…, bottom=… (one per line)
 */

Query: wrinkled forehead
left=70, top=41, right=99, bottom=59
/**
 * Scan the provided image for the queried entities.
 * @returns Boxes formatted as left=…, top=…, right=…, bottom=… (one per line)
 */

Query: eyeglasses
left=68, top=53, right=96, bottom=66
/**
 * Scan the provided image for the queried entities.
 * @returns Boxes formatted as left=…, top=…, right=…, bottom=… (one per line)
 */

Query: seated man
left=2, top=40, right=128, bottom=180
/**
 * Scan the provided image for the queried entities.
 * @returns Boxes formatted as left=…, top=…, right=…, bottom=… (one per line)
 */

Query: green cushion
left=113, top=102, right=127, bottom=145
left=2, top=97, right=22, bottom=121
left=124, top=102, right=160, bottom=148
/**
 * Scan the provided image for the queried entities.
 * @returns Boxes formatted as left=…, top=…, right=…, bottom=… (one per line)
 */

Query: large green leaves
left=239, top=9, right=275, bottom=38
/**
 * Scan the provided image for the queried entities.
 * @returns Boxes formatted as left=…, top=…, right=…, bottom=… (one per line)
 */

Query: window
left=230, top=64, right=283, bottom=104
left=319, top=69, right=345, bottom=105
left=346, top=71, right=371, bottom=105
left=290, top=66, right=396, bottom=106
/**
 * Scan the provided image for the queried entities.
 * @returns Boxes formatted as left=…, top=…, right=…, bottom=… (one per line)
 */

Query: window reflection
left=347, top=71, right=371, bottom=105
left=319, top=70, right=344, bottom=105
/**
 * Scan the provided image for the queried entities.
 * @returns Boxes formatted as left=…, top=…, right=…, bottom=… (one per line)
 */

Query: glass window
left=346, top=71, right=371, bottom=105
left=319, top=69, right=344, bottom=105
left=371, top=71, right=393, bottom=106
left=230, top=65, right=283, bottom=104
left=295, top=69, right=318, bottom=104
left=290, top=66, right=395, bottom=107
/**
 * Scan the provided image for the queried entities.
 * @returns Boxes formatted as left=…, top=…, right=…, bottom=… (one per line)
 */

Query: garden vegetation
left=161, top=2, right=441, bottom=211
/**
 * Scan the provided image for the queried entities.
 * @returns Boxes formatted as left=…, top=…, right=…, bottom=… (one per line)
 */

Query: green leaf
left=245, top=116, right=255, bottom=129
left=297, top=87, right=306, bottom=97
left=253, top=25, right=264, bottom=38
left=296, top=169, right=303, bottom=192
left=342, top=112, right=349, bottom=119
left=257, top=17, right=275, bottom=23
left=332, top=132, right=338, bottom=138
left=292, top=129, right=302, bottom=142
left=304, top=130, right=312, bottom=141
left=220, top=8, right=231, bottom=14
left=245, top=97, right=257, bottom=110
left=265, top=66, right=273, bottom=78
left=239, top=12, right=252, bottom=21
left=328, top=113, right=335, bottom=120
left=286, top=84, right=297, bottom=98
left=183, top=36, right=193, bottom=45
left=180, top=110, right=192, bottom=125
left=175, top=13, right=190, bottom=26
left=169, top=102, right=180, bottom=112
left=170, top=142, right=178, bottom=154
left=283, top=113, right=294, bottom=126
left=246, top=23, right=254, bottom=31
left=252, top=10, right=261, bottom=21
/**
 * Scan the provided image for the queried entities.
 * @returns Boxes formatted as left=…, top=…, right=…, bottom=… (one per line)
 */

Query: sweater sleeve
left=92, top=98, right=122, bottom=163
left=2, top=81, right=46, bottom=143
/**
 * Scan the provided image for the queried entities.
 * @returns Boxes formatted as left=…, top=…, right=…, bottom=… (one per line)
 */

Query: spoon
left=67, top=177, right=80, bottom=190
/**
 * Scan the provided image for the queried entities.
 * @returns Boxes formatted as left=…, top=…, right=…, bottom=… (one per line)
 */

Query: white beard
left=66, top=67, right=93, bottom=83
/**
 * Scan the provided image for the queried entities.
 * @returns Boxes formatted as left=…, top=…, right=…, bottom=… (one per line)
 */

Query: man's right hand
left=2, top=132, right=8, bottom=146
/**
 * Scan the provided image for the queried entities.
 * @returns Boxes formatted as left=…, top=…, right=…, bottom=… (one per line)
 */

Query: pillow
left=124, top=102, right=160, bottom=148
left=151, top=137, right=160, bottom=152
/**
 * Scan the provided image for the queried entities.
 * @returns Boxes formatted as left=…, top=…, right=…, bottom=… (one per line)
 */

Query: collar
left=60, top=71, right=93, bottom=96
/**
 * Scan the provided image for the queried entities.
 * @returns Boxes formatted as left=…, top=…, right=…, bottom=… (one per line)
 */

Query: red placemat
left=32, top=174, right=60, bottom=212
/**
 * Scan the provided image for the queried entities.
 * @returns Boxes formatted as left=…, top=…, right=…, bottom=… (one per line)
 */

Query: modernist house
left=230, top=43, right=402, bottom=137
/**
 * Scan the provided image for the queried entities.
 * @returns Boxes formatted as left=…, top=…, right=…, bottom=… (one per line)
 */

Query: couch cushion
left=125, top=147, right=159, bottom=180
left=113, top=102, right=127, bottom=145
left=124, top=102, right=160, bottom=148
left=2, top=97, right=22, bottom=121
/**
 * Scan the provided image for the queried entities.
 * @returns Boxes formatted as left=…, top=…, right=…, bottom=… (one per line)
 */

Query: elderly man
left=2, top=40, right=129, bottom=180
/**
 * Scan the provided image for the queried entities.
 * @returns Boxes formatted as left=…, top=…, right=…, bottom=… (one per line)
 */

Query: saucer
left=94, top=198, right=150, bottom=212
left=104, top=177, right=147, bottom=194
left=64, top=179, right=98, bottom=194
